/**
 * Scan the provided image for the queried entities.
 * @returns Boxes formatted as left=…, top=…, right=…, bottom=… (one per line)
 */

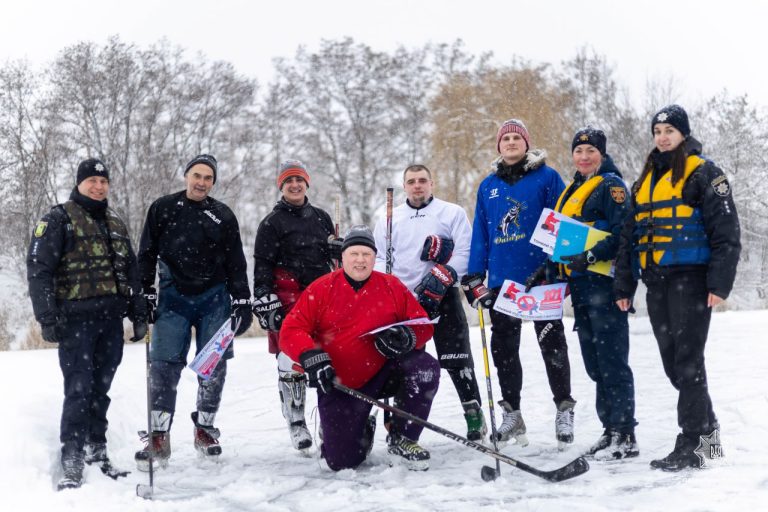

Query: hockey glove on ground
left=525, top=264, right=549, bottom=292
left=374, top=325, right=417, bottom=359
left=420, top=235, right=455, bottom=265
left=414, top=264, right=457, bottom=317
left=253, top=287, right=284, bottom=332
left=299, top=349, right=336, bottom=394
left=460, top=273, right=495, bottom=309
left=143, top=287, right=157, bottom=324
left=130, top=321, right=148, bottom=342
left=562, top=251, right=595, bottom=274
left=231, top=298, right=253, bottom=336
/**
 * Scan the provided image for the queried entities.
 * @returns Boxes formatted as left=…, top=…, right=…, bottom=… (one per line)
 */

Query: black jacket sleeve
left=684, top=162, right=741, bottom=298
left=125, top=235, right=147, bottom=322
left=26, top=207, right=69, bottom=326
left=137, top=200, right=160, bottom=292
left=252, top=215, right=279, bottom=294
left=589, top=177, right=632, bottom=262
left=613, top=197, right=639, bottom=301
left=222, top=210, right=251, bottom=301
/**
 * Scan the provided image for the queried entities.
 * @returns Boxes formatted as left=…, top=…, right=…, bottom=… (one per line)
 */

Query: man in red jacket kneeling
left=280, top=225, right=440, bottom=471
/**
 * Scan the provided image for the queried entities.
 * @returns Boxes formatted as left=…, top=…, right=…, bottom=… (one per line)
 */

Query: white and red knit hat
left=496, top=119, right=530, bottom=153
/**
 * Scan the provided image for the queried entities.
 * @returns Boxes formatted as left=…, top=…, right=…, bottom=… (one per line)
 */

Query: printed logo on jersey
left=489, top=188, right=499, bottom=199
left=409, top=210, right=426, bottom=219
left=34, top=221, right=48, bottom=238
left=711, top=175, right=731, bottom=197
left=495, top=199, right=528, bottom=244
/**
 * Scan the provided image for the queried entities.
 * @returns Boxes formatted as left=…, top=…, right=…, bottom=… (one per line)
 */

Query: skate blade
left=388, top=454, right=429, bottom=472
left=136, top=457, right=169, bottom=472
left=557, top=439, right=574, bottom=451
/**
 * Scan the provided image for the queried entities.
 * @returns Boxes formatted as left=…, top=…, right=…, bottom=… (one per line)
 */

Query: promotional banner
left=188, top=318, right=237, bottom=380
left=365, top=316, right=440, bottom=335
left=492, top=280, right=567, bottom=321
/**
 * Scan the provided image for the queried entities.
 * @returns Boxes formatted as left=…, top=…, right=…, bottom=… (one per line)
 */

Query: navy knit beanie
left=651, top=105, right=691, bottom=138
left=571, top=126, right=607, bottom=155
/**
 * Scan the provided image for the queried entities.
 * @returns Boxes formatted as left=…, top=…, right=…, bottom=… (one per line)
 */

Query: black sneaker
left=85, top=442, right=130, bottom=479
left=650, top=434, right=700, bottom=471
left=585, top=429, right=612, bottom=456
left=387, top=433, right=430, bottom=471
left=594, top=432, right=639, bottom=461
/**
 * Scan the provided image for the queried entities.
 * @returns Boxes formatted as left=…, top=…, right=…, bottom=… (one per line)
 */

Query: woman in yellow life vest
left=528, top=127, right=638, bottom=460
left=614, top=105, right=741, bottom=471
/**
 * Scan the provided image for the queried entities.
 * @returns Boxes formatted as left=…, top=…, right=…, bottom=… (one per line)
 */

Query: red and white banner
left=492, top=280, right=567, bottom=321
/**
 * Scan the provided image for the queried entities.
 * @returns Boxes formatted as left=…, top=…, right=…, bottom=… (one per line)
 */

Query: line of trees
left=1, top=36, right=766, bottom=347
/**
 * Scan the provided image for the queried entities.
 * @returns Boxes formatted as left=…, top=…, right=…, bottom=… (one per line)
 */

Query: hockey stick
left=383, top=187, right=394, bottom=430
left=333, top=195, right=341, bottom=271
left=477, top=305, right=501, bottom=481
left=136, top=329, right=154, bottom=499
left=333, top=382, right=589, bottom=482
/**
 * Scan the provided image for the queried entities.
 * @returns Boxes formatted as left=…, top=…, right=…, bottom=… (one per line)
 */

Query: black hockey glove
left=252, top=287, right=284, bottom=332
left=460, top=273, right=495, bottom=309
left=231, top=298, right=253, bottom=336
left=130, top=321, right=148, bottom=342
left=327, top=235, right=344, bottom=262
left=374, top=325, right=417, bottom=359
left=414, top=264, right=457, bottom=318
left=299, top=349, right=336, bottom=394
left=420, top=235, right=455, bottom=265
left=562, top=251, right=595, bottom=274
left=143, top=287, right=158, bottom=324
left=524, top=264, right=549, bottom=292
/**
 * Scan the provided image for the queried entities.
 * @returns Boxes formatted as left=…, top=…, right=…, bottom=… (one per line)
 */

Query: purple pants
left=318, top=349, right=440, bottom=471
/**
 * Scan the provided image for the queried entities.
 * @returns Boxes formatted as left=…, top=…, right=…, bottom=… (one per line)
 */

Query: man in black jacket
left=135, top=154, right=252, bottom=469
left=252, top=160, right=339, bottom=452
left=27, top=158, right=147, bottom=490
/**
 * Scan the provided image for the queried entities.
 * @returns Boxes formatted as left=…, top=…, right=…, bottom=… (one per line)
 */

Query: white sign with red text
left=188, top=318, right=236, bottom=380
left=492, top=280, right=567, bottom=321
left=530, top=208, right=584, bottom=255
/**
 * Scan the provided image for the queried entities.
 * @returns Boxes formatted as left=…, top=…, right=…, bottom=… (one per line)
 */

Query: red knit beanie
left=496, top=119, right=530, bottom=153
left=277, top=160, right=310, bottom=190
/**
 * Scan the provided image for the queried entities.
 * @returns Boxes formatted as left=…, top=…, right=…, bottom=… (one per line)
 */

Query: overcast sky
left=3, top=0, right=767, bottom=110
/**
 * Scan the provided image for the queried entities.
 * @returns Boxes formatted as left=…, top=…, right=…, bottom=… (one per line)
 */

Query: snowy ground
left=1, top=310, right=767, bottom=512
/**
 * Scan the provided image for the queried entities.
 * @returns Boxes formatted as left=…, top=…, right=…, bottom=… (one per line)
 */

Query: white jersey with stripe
left=373, top=197, right=471, bottom=293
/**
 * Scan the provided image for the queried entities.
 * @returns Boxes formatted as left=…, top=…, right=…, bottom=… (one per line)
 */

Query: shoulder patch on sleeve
left=609, top=187, right=627, bottom=204
left=34, top=221, right=48, bottom=238
left=711, top=174, right=731, bottom=197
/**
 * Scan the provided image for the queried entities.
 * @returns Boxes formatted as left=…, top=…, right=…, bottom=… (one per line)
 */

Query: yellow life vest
left=633, top=155, right=711, bottom=269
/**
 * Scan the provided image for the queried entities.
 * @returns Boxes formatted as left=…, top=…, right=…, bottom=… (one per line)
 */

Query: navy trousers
left=318, top=349, right=440, bottom=471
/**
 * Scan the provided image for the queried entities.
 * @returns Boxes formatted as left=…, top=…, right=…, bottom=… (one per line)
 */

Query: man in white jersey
left=373, top=164, right=487, bottom=441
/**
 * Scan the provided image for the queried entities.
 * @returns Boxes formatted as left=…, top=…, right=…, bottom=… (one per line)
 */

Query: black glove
left=460, top=273, right=495, bottom=309
left=130, top=321, right=148, bottom=342
left=420, top=235, right=455, bottom=265
left=562, top=251, right=594, bottom=274
left=374, top=325, right=417, bottom=359
left=144, top=287, right=158, bottom=324
left=299, top=349, right=336, bottom=394
left=41, top=323, right=61, bottom=344
left=231, top=298, right=253, bottom=336
left=525, top=264, right=548, bottom=292
left=414, top=264, right=457, bottom=317
left=252, top=287, right=284, bottom=331
left=327, top=235, right=344, bottom=262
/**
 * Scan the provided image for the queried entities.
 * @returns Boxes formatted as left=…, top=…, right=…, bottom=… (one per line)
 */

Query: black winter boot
left=58, top=445, right=85, bottom=491
left=650, top=434, right=700, bottom=471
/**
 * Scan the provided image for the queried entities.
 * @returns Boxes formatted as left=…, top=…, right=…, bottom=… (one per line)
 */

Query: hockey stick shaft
left=333, top=195, right=341, bottom=271
left=137, top=330, right=154, bottom=498
left=333, top=382, right=589, bottom=482
left=478, top=306, right=501, bottom=476
left=383, top=187, right=394, bottom=427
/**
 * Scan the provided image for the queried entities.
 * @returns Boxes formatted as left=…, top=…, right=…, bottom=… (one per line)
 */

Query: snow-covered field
left=2, top=310, right=767, bottom=512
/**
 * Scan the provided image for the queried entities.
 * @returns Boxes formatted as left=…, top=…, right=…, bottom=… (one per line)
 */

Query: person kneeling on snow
left=279, top=225, right=440, bottom=471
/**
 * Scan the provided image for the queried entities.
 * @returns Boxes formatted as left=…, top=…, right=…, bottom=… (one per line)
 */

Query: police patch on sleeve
left=609, top=187, right=626, bottom=204
left=711, top=175, right=731, bottom=197
left=34, top=221, right=48, bottom=238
